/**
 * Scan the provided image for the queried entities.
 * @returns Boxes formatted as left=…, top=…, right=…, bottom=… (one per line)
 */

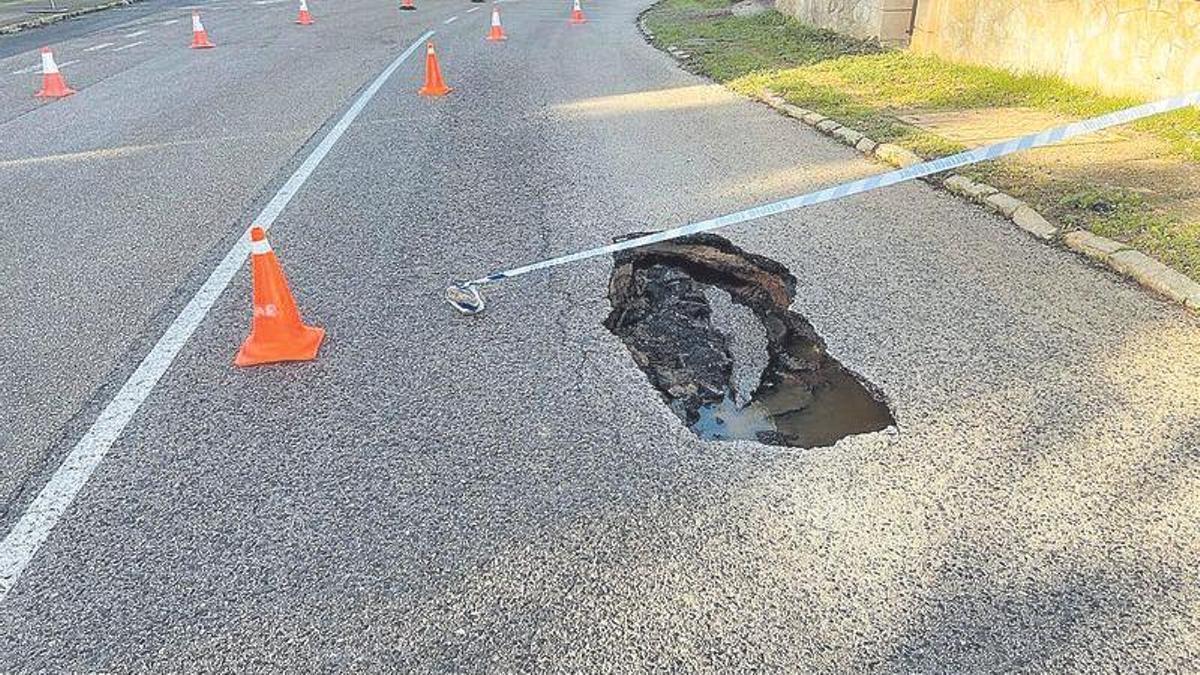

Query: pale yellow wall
left=911, top=0, right=1200, bottom=99
left=775, top=0, right=884, bottom=40
left=774, top=0, right=915, bottom=45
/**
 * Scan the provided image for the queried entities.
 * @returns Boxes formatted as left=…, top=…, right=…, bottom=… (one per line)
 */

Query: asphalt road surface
left=1, top=0, right=1198, bottom=670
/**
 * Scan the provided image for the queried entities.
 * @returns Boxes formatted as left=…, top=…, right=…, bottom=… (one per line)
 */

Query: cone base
left=419, top=85, right=452, bottom=97
left=235, top=325, right=325, bottom=367
left=569, top=16, right=586, bottom=24
left=486, top=33, right=507, bottom=41
left=191, top=41, right=215, bottom=49
left=35, top=87, right=75, bottom=99
left=399, top=5, right=416, bottom=9
left=296, top=17, right=313, bottom=24
left=36, top=73, right=75, bottom=98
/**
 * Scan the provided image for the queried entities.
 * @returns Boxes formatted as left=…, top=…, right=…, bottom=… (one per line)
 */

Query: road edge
left=0, top=0, right=143, bottom=36
left=636, top=14, right=1200, bottom=314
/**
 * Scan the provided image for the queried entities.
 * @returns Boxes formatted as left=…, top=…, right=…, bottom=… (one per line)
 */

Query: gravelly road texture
left=0, top=0, right=434, bottom=519
left=1, top=0, right=1198, bottom=670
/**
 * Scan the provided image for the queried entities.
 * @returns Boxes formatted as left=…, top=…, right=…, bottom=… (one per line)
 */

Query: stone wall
left=773, top=0, right=915, bottom=45
left=910, top=0, right=1200, bottom=99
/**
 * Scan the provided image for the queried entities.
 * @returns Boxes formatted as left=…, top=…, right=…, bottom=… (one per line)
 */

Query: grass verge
left=643, top=0, right=1200, bottom=280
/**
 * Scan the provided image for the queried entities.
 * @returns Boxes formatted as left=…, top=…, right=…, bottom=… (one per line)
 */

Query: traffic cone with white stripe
left=295, top=0, right=314, bottom=25
left=569, top=0, right=586, bottom=24
left=486, top=5, right=507, bottom=41
left=35, top=47, right=75, bottom=99
left=235, top=227, right=325, bottom=367
left=418, top=41, right=451, bottom=97
left=190, top=11, right=215, bottom=49
left=399, top=0, right=416, bottom=11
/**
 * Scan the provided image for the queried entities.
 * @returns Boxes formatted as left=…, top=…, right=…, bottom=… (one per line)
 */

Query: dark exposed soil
left=605, top=234, right=894, bottom=448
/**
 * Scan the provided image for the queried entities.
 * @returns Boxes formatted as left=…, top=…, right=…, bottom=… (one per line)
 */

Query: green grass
left=1058, top=188, right=1200, bottom=279
left=645, top=0, right=881, bottom=81
left=643, top=0, right=1200, bottom=279
left=646, top=0, right=1200, bottom=160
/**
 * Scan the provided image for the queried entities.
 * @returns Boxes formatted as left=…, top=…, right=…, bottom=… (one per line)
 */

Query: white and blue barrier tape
left=445, top=92, right=1200, bottom=314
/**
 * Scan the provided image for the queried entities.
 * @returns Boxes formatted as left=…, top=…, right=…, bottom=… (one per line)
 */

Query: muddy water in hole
left=692, top=368, right=894, bottom=448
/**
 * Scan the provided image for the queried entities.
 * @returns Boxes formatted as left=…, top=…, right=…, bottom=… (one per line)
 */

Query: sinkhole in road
left=605, top=234, right=895, bottom=449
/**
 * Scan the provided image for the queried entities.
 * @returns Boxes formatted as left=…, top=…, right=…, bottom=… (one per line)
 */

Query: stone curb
left=0, top=0, right=142, bottom=35
left=636, top=14, right=656, bottom=43
left=634, top=15, right=1200, bottom=313
left=752, top=88, right=1200, bottom=313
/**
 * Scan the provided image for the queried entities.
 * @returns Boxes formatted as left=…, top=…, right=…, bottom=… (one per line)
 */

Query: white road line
left=58, top=60, right=80, bottom=68
left=466, top=6, right=481, bottom=12
left=443, top=15, right=458, bottom=23
left=83, top=43, right=114, bottom=52
left=0, top=29, right=437, bottom=606
left=161, top=19, right=179, bottom=25
left=11, top=64, right=40, bottom=75
left=124, top=29, right=148, bottom=37
left=112, top=41, right=145, bottom=52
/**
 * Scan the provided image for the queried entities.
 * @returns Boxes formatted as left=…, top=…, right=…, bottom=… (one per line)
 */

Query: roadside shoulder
left=636, top=11, right=1200, bottom=314
left=0, top=0, right=143, bottom=36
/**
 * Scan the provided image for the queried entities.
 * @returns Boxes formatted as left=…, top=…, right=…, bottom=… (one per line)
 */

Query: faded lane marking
left=83, top=43, right=114, bottom=52
left=124, top=29, right=148, bottom=37
left=112, top=41, right=145, bottom=52
left=0, top=131, right=302, bottom=168
left=443, top=15, right=458, bottom=23
left=0, top=30, right=437, bottom=605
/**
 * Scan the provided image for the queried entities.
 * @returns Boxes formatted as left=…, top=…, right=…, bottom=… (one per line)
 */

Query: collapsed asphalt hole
left=605, top=233, right=895, bottom=449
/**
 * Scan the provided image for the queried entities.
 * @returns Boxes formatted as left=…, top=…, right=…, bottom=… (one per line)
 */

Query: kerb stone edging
left=636, top=14, right=1200, bottom=312
left=753, top=90, right=1200, bottom=312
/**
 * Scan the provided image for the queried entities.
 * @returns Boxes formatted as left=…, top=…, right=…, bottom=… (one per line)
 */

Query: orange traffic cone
left=399, top=0, right=415, bottom=10
left=569, top=0, right=586, bottom=24
left=295, top=0, right=313, bottom=25
left=418, top=42, right=451, bottom=97
left=485, top=6, right=507, bottom=41
left=235, top=227, right=325, bottom=367
left=35, top=47, right=75, bottom=99
left=190, top=11, right=215, bottom=48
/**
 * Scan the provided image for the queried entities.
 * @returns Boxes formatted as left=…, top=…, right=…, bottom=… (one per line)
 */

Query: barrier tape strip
left=447, top=91, right=1199, bottom=313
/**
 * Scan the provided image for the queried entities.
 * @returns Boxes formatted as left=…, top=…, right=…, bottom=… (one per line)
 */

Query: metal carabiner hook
left=445, top=281, right=486, bottom=316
